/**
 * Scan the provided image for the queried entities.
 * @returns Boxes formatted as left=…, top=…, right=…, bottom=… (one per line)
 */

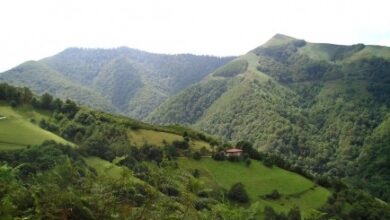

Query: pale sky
left=0, top=0, right=389, bottom=71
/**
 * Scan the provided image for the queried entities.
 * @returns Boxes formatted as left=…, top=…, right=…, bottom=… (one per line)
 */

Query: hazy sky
left=0, top=0, right=389, bottom=71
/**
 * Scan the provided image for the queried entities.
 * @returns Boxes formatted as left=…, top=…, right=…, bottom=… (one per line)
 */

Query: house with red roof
left=225, top=148, right=243, bottom=157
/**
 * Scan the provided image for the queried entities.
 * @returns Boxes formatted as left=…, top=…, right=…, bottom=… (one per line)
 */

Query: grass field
left=127, top=129, right=211, bottom=150
left=84, top=156, right=125, bottom=179
left=0, top=104, right=72, bottom=150
left=178, top=158, right=331, bottom=215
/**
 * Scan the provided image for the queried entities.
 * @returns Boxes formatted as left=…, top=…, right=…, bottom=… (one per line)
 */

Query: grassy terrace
left=127, top=128, right=211, bottom=150
left=179, top=158, right=331, bottom=216
left=0, top=104, right=71, bottom=150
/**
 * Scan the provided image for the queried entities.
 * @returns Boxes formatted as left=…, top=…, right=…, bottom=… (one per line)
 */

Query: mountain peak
left=272, top=33, right=297, bottom=40
left=262, top=33, right=299, bottom=47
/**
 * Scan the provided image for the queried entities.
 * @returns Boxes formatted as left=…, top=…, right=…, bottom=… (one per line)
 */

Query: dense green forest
left=147, top=34, right=390, bottom=202
left=0, top=47, right=233, bottom=118
left=1, top=83, right=389, bottom=219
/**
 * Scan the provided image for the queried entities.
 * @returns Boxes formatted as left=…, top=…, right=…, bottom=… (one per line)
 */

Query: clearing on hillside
left=179, top=158, right=330, bottom=216
left=0, top=104, right=72, bottom=150
left=127, top=129, right=211, bottom=150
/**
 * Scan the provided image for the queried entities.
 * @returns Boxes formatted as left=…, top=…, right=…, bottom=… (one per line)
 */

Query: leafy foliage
left=149, top=36, right=390, bottom=202
left=0, top=83, right=389, bottom=219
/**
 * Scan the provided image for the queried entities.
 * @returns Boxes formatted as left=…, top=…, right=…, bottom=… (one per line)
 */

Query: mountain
left=1, top=83, right=389, bottom=219
left=0, top=47, right=233, bottom=118
left=146, top=34, right=390, bottom=201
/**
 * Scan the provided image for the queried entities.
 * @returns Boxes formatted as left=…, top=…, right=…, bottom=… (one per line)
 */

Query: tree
left=264, top=206, right=278, bottom=220
left=40, top=93, right=53, bottom=109
left=212, top=151, right=225, bottom=161
left=52, top=98, right=63, bottom=111
left=228, top=182, right=249, bottom=203
left=287, top=206, right=301, bottom=220
left=62, top=99, right=79, bottom=118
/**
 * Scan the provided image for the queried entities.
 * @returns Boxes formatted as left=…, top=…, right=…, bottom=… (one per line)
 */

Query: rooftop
left=225, top=148, right=243, bottom=153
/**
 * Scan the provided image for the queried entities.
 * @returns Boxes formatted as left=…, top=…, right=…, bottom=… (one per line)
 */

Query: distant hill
left=0, top=47, right=233, bottom=118
left=147, top=34, right=390, bottom=201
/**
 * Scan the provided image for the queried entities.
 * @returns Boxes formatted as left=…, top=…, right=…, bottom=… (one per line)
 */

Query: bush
left=263, top=157, right=274, bottom=167
left=172, top=140, right=190, bottom=149
left=287, top=206, right=301, bottom=220
left=245, top=159, right=251, bottom=167
left=159, top=185, right=181, bottom=197
left=212, top=151, right=225, bottom=161
left=227, top=155, right=240, bottom=162
left=192, top=169, right=200, bottom=178
left=193, top=152, right=202, bottom=160
left=228, top=182, right=249, bottom=203
left=265, top=189, right=281, bottom=200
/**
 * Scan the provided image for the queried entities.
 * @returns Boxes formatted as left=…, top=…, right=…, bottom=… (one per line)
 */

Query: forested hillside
left=0, top=47, right=233, bottom=118
left=147, top=34, right=390, bottom=202
left=1, top=83, right=389, bottom=219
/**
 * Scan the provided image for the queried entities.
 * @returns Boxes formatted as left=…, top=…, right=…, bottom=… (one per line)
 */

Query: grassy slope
left=86, top=156, right=330, bottom=216
left=179, top=158, right=330, bottom=215
left=127, top=129, right=211, bottom=150
left=0, top=104, right=71, bottom=150
left=84, top=156, right=128, bottom=179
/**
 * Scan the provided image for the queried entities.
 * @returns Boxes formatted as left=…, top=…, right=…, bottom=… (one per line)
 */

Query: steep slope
left=147, top=34, right=390, bottom=201
left=354, top=112, right=390, bottom=201
left=0, top=61, right=116, bottom=112
left=1, top=83, right=389, bottom=220
left=0, top=103, right=72, bottom=150
left=92, top=57, right=145, bottom=112
left=179, top=158, right=331, bottom=217
left=0, top=47, right=233, bottom=119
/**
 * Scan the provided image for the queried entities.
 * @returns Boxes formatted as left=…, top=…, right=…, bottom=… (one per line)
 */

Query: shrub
left=212, top=151, right=225, bottom=161
left=193, top=152, right=202, bottom=160
left=265, top=189, right=281, bottom=200
left=10, top=100, right=17, bottom=107
left=245, top=159, right=251, bottom=167
left=263, top=157, right=274, bottom=167
left=172, top=140, right=189, bottom=149
left=192, top=169, right=200, bottom=178
left=287, top=206, right=301, bottom=220
left=227, top=155, right=240, bottom=162
left=159, top=185, right=180, bottom=197
left=228, top=182, right=249, bottom=203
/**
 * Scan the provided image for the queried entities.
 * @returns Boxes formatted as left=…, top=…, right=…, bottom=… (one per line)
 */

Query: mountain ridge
left=1, top=35, right=389, bottom=201
left=0, top=46, right=234, bottom=119
left=146, top=35, right=390, bottom=201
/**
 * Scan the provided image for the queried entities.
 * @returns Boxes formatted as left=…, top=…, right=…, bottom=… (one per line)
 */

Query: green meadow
left=179, top=158, right=331, bottom=215
left=127, top=128, right=211, bottom=150
left=0, top=104, right=71, bottom=150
